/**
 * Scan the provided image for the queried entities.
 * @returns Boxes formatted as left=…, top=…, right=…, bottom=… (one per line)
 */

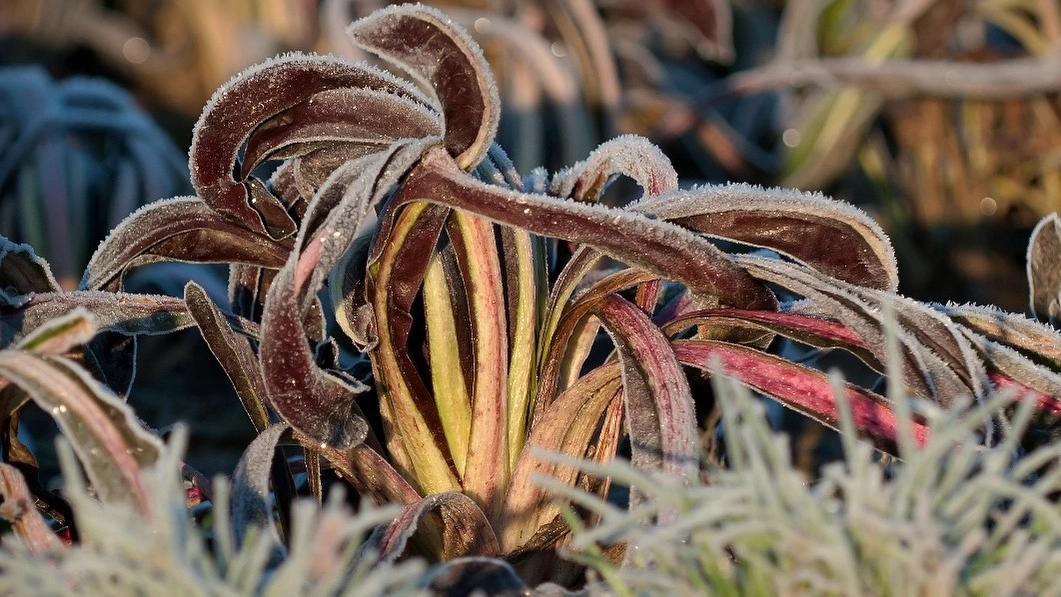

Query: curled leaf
left=349, top=4, right=499, bottom=169
left=81, top=197, right=290, bottom=292
left=637, top=183, right=899, bottom=290
left=1028, top=213, right=1061, bottom=326
left=364, top=491, right=500, bottom=563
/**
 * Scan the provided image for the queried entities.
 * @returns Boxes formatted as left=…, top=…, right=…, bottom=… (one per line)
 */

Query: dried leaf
left=502, top=362, right=622, bottom=551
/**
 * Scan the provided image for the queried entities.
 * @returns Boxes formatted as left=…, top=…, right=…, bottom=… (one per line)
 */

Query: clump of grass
left=0, top=427, right=429, bottom=597
left=549, top=375, right=1061, bottom=596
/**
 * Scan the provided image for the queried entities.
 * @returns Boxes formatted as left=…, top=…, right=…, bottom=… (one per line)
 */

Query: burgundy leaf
left=549, top=135, right=679, bottom=201
left=365, top=491, right=500, bottom=563
left=260, top=142, right=432, bottom=451
left=397, top=148, right=777, bottom=312
left=81, top=197, right=290, bottom=292
left=673, top=339, right=930, bottom=451
left=938, top=302, right=1061, bottom=373
left=3, top=291, right=193, bottom=348
left=738, top=254, right=978, bottom=403
left=184, top=282, right=270, bottom=433
left=593, top=294, right=699, bottom=493
left=190, top=53, right=431, bottom=238
left=348, top=4, right=499, bottom=169
left=637, top=183, right=898, bottom=290
left=0, top=237, right=59, bottom=307
left=240, top=87, right=442, bottom=179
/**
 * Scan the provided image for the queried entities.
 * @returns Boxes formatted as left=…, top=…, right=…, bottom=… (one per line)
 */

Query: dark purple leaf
left=184, top=282, right=270, bottom=433
left=240, top=87, right=442, bottom=178
left=3, top=291, right=193, bottom=348
left=364, top=491, right=499, bottom=562
left=397, top=149, right=777, bottom=312
left=81, top=197, right=291, bottom=292
left=190, top=52, right=431, bottom=238
left=549, top=135, right=679, bottom=201
left=637, top=183, right=899, bottom=290
left=0, top=237, right=59, bottom=307
left=348, top=4, right=499, bottom=169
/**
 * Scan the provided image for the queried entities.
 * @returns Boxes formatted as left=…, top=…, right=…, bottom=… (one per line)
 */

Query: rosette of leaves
left=0, top=66, right=191, bottom=290
left=76, top=3, right=1061, bottom=590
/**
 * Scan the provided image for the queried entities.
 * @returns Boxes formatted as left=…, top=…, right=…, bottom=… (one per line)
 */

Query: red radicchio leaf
left=673, top=339, right=930, bottom=450
left=364, top=491, right=500, bottom=563
left=348, top=4, right=500, bottom=169
left=81, top=197, right=290, bottom=292
left=190, top=53, right=432, bottom=239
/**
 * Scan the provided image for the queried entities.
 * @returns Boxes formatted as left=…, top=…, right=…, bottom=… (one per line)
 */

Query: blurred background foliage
left=1, top=0, right=1059, bottom=476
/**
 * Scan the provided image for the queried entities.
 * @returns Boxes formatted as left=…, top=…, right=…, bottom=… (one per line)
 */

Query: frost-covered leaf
left=15, top=307, right=96, bottom=356
left=397, top=148, right=777, bottom=312
left=0, top=237, right=59, bottom=307
left=364, top=491, right=499, bottom=562
left=1027, top=213, right=1061, bottom=326
left=638, top=183, right=898, bottom=290
left=673, top=339, right=929, bottom=451
left=593, top=295, right=698, bottom=502
left=0, top=349, right=161, bottom=514
left=185, top=281, right=270, bottom=433
left=935, top=302, right=1061, bottom=373
left=81, top=197, right=291, bottom=292
left=260, top=141, right=433, bottom=451
left=549, top=135, right=679, bottom=201
left=739, top=254, right=982, bottom=403
left=349, top=4, right=499, bottom=169
left=230, top=423, right=288, bottom=568
left=3, top=291, right=193, bottom=348
left=190, top=52, right=432, bottom=239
